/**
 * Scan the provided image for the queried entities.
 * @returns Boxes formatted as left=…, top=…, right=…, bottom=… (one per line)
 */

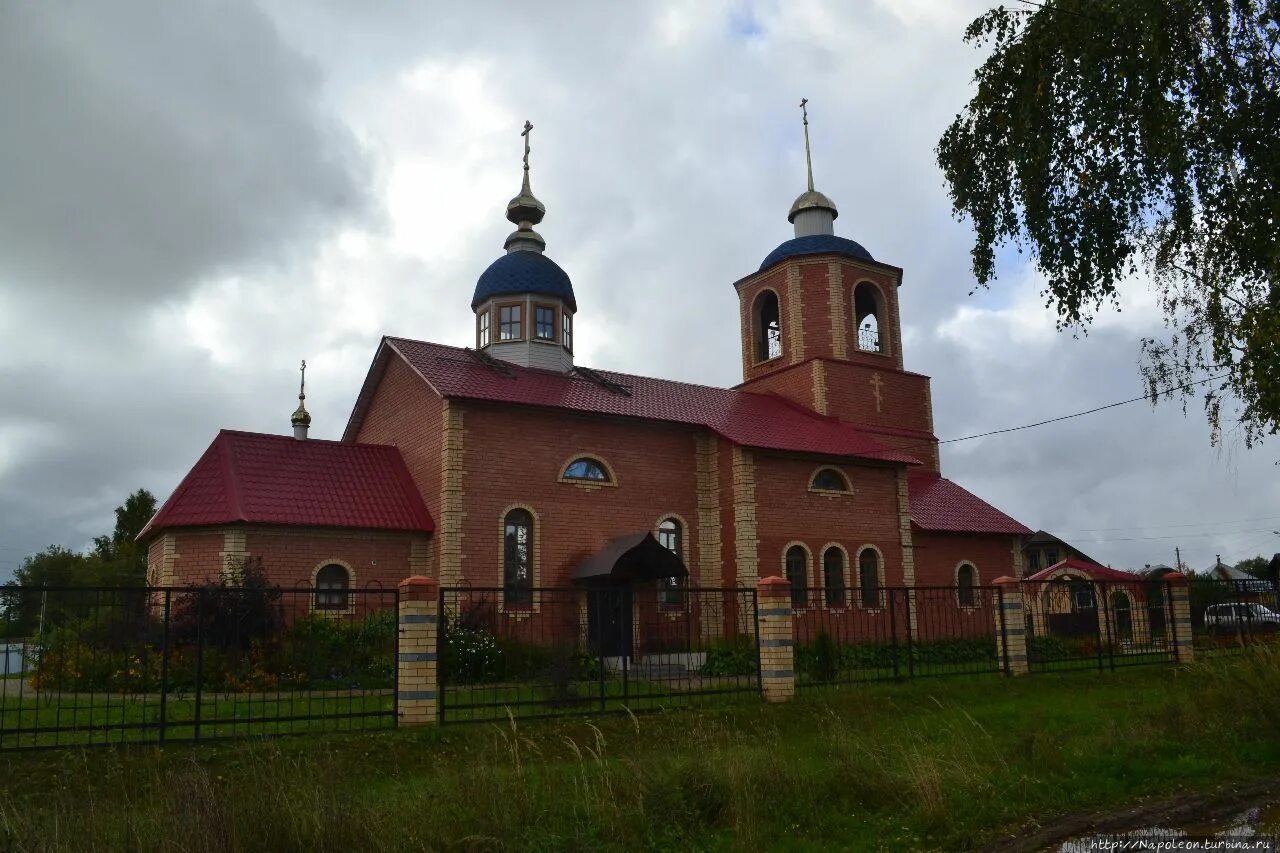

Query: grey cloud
left=0, top=1, right=372, bottom=307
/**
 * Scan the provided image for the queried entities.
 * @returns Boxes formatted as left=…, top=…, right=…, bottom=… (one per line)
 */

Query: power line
left=1061, top=513, right=1280, bottom=535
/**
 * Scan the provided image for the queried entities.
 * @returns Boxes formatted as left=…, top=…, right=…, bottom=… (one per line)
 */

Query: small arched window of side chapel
left=658, top=518, right=685, bottom=606
left=957, top=562, right=978, bottom=607
left=562, top=457, right=610, bottom=482
left=858, top=549, right=881, bottom=609
left=315, top=563, right=350, bottom=611
left=811, top=467, right=850, bottom=492
left=823, top=547, right=846, bottom=607
left=785, top=545, right=809, bottom=609
left=753, top=289, right=782, bottom=362
left=503, top=509, right=534, bottom=608
left=853, top=282, right=883, bottom=353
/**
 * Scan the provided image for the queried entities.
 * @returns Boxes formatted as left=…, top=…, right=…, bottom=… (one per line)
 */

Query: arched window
left=853, top=283, right=883, bottom=353
left=562, top=457, right=610, bottom=482
left=503, top=509, right=534, bottom=608
left=477, top=309, right=490, bottom=348
left=785, top=545, right=808, bottom=609
left=315, top=564, right=350, bottom=611
left=823, top=547, right=846, bottom=607
left=859, top=549, right=881, bottom=608
left=810, top=467, right=850, bottom=492
left=1111, top=591, right=1133, bottom=641
left=753, top=290, right=782, bottom=362
left=957, top=563, right=977, bottom=607
left=658, top=518, right=684, bottom=606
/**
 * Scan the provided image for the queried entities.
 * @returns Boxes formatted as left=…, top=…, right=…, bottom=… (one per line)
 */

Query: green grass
left=4, top=654, right=1280, bottom=851
left=0, top=692, right=393, bottom=747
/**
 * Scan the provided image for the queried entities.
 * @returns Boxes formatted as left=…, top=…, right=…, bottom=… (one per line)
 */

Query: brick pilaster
left=438, top=401, right=465, bottom=586
left=757, top=575, right=795, bottom=703
left=398, top=576, right=440, bottom=726
left=732, top=446, right=759, bottom=586
left=992, top=576, right=1029, bottom=676
left=827, top=262, right=848, bottom=360
left=785, top=266, right=805, bottom=364
left=1165, top=572, right=1194, bottom=664
left=894, top=468, right=919, bottom=636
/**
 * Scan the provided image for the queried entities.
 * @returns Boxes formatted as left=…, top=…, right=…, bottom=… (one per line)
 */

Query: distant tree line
left=0, top=489, right=156, bottom=638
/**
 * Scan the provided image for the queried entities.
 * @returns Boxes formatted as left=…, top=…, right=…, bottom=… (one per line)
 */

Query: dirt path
left=980, top=776, right=1280, bottom=852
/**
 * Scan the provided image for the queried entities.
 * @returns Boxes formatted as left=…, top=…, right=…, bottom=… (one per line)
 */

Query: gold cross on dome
left=799, top=98, right=814, bottom=192
left=870, top=372, right=883, bottom=413
left=521, top=120, right=533, bottom=172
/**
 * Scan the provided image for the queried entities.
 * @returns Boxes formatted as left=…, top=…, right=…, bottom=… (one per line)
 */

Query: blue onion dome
left=760, top=234, right=875, bottom=272
left=472, top=251, right=577, bottom=311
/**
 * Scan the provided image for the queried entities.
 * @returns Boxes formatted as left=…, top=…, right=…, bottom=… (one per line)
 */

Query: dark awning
left=573, top=532, right=689, bottom=584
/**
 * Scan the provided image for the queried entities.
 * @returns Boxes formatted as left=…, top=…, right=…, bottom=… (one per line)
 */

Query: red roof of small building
left=139, top=430, right=435, bottom=540
left=344, top=337, right=921, bottom=465
left=1025, top=557, right=1140, bottom=583
left=907, top=472, right=1032, bottom=535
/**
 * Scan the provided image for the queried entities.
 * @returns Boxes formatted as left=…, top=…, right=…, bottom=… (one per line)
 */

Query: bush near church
left=30, top=562, right=395, bottom=693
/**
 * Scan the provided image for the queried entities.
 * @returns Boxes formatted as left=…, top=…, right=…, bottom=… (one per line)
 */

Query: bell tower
left=733, top=100, right=936, bottom=470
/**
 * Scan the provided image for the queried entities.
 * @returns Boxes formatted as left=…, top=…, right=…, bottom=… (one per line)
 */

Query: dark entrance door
left=587, top=587, right=632, bottom=658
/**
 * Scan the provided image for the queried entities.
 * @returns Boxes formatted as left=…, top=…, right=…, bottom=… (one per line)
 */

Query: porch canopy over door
left=572, top=532, right=688, bottom=585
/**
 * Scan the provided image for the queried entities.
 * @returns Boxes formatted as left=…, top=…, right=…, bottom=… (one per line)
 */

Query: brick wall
left=752, top=454, right=906, bottom=590
left=153, top=526, right=428, bottom=589
left=457, top=402, right=703, bottom=588
left=910, top=529, right=1022, bottom=588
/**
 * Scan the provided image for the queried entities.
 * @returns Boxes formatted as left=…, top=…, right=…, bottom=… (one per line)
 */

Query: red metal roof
left=907, top=472, right=1032, bottom=535
left=361, top=337, right=920, bottom=465
left=140, top=430, right=435, bottom=539
left=1025, top=557, right=1140, bottom=583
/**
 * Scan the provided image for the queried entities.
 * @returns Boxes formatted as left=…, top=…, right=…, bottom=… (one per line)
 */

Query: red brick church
left=141, top=115, right=1031, bottom=614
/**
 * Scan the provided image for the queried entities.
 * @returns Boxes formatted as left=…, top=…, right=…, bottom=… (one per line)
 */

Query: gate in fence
left=0, top=585, right=399, bottom=750
left=792, top=586, right=1006, bottom=688
left=437, top=586, right=760, bottom=723
left=1022, top=579, right=1176, bottom=671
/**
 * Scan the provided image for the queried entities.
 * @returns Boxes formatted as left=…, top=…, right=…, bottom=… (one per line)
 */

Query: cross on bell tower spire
left=788, top=98, right=838, bottom=237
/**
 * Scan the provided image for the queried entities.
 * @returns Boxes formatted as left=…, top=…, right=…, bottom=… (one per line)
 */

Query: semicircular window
left=810, top=468, right=850, bottom=492
left=563, top=457, right=610, bottom=482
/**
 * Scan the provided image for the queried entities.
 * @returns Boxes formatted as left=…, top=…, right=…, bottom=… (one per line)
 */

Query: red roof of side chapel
left=1024, top=557, right=1140, bottom=583
left=344, top=337, right=922, bottom=465
left=139, top=430, right=435, bottom=540
left=907, top=472, right=1033, bottom=536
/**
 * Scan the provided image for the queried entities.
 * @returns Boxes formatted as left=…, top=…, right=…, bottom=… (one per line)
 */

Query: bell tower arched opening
left=752, top=289, right=782, bottom=363
left=853, top=282, right=886, bottom=354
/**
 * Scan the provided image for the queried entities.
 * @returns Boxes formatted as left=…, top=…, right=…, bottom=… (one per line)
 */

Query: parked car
left=1204, top=602, right=1280, bottom=633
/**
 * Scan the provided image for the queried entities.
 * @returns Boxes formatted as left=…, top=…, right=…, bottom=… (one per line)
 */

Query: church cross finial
left=299, top=359, right=307, bottom=402
left=520, top=120, right=533, bottom=192
left=800, top=98, right=814, bottom=192
left=291, top=359, right=312, bottom=438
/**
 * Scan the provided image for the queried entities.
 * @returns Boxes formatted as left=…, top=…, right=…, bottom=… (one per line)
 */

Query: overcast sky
left=1, top=0, right=1275, bottom=580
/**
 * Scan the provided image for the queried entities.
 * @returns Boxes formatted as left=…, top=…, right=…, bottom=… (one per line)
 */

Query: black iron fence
left=1189, top=578, right=1280, bottom=654
left=793, top=586, right=1004, bottom=687
left=1022, top=579, right=1175, bottom=671
left=438, top=586, right=760, bottom=723
left=0, top=584, right=398, bottom=749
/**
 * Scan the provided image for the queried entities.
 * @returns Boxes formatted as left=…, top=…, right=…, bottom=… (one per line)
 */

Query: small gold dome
left=788, top=189, right=839, bottom=223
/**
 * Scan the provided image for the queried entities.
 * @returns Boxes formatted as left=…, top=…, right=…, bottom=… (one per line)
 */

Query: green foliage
left=699, top=635, right=758, bottom=676
left=1235, top=556, right=1273, bottom=580
left=937, top=0, right=1280, bottom=446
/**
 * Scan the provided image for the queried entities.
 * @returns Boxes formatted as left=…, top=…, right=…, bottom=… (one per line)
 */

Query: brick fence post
left=397, top=575, right=440, bottom=726
left=756, top=575, right=795, bottom=703
left=993, top=576, right=1029, bottom=676
left=1164, top=572, right=1194, bottom=664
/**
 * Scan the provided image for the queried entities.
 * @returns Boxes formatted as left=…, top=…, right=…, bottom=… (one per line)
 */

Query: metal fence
left=793, top=586, right=1004, bottom=687
left=1189, top=578, right=1280, bottom=654
left=0, top=584, right=398, bottom=749
left=438, top=586, right=760, bottom=723
left=1022, top=579, right=1175, bottom=671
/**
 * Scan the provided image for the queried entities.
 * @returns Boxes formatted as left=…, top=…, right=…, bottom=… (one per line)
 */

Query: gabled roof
left=139, top=430, right=435, bottom=540
left=1025, top=557, right=1140, bottom=583
left=345, top=337, right=921, bottom=465
left=1022, top=529, right=1100, bottom=566
left=907, top=472, right=1032, bottom=535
